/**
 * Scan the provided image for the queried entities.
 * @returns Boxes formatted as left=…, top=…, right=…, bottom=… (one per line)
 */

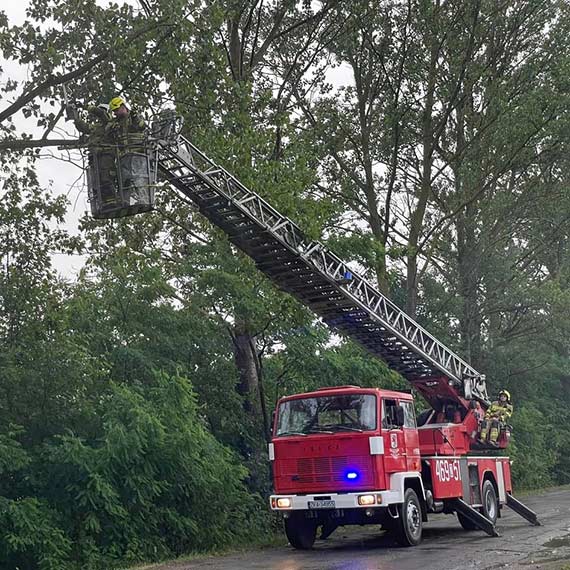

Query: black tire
left=457, top=512, right=478, bottom=530
left=284, top=515, right=317, bottom=550
left=481, top=479, right=498, bottom=524
left=394, top=488, right=423, bottom=546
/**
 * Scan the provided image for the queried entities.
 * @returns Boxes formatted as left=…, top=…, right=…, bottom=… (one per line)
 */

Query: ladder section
left=157, top=136, right=489, bottom=403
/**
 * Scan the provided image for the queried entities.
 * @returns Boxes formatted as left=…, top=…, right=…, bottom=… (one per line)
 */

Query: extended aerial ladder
left=154, top=127, right=489, bottom=416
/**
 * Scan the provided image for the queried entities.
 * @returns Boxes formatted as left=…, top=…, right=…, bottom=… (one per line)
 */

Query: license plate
left=308, top=500, right=336, bottom=509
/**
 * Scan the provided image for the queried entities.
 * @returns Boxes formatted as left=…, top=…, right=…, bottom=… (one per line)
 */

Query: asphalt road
left=157, top=487, right=570, bottom=570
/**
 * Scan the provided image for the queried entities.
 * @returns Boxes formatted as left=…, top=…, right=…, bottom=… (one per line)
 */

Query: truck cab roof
left=278, top=386, right=414, bottom=403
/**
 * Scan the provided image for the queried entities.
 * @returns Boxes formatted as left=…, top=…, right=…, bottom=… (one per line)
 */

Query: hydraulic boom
left=156, top=133, right=489, bottom=408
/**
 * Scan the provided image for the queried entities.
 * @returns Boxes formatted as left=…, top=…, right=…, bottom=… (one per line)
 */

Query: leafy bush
left=509, top=406, right=558, bottom=489
left=0, top=373, right=266, bottom=569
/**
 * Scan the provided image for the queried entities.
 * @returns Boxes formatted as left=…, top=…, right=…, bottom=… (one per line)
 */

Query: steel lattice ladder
left=157, top=136, right=489, bottom=403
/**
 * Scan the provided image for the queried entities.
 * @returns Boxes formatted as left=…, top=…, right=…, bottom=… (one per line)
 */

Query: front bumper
left=270, top=490, right=402, bottom=511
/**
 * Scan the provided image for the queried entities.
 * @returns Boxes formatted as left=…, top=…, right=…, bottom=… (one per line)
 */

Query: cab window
left=382, top=399, right=400, bottom=429
left=401, top=401, right=416, bottom=428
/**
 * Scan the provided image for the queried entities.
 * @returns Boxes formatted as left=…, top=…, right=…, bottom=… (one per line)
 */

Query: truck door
left=382, top=398, right=406, bottom=474
left=400, top=400, right=421, bottom=472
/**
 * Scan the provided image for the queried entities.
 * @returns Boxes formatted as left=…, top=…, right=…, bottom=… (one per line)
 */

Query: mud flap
left=449, top=498, right=500, bottom=537
left=506, top=493, right=541, bottom=526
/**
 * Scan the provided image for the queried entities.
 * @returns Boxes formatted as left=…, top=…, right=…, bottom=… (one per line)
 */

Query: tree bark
left=406, top=10, right=437, bottom=318
left=456, top=204, right=483, bottom=367
left=0, top=139, right=82, bottom=151
left=354, top=57, right=390, bottom=295
left=232, top=322, right=261, bottom=415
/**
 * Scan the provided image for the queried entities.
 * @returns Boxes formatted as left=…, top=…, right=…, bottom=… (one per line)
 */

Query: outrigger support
left=448, top=498, right=500, bottom=537
left=506, top=493, right=541, bottom=526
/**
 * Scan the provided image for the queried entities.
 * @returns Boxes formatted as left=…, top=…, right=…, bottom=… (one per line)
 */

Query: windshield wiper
left=277, top=430, right=307, bottom=437
left=307, top=427, right=334, bottom=434
left=327, top=424, right=364, bottom=433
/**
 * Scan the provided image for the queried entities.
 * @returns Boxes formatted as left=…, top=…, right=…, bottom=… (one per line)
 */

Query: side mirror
left=271, top=410, right=276, bottom=434
left=395, top=405, right=405, bottom=427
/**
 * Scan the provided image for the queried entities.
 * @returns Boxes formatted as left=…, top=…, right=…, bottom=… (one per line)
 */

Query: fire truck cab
left=269, top=385, right=525, bottom=548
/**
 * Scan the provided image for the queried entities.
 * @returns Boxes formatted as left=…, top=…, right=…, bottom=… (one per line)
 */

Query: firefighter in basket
left=107, top=96, right=147, bottom=205
left=479, top=389, right=513, bottom=445
left=74, top=103, right=117, bottom=208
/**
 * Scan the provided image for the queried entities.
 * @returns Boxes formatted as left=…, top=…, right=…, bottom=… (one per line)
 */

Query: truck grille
left=290, top=456, right=371, bottom=483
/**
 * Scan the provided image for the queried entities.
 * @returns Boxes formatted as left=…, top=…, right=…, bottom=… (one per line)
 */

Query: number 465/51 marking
left=435, top=459, right=461, bottom=482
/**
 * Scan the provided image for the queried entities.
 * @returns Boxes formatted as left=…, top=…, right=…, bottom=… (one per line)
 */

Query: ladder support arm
left=156, top=134, right=490, bottom=406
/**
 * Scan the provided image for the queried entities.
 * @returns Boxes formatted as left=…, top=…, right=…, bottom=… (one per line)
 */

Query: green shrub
left=509, top=406, right=557, bottom=489
left=0, top=372, right=266, bottom=569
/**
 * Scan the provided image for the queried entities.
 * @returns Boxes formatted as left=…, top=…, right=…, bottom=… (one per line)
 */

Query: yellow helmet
left=499, top=390, right=511, bottom=401
left=109, top=96, right=126, bottom=111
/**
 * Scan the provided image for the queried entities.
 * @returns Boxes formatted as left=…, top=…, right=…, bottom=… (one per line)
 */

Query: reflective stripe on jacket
left=485, top=401, right=513, bottom=421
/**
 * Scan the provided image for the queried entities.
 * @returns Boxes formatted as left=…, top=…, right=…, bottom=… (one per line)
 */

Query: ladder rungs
left=157, top=138, right=488, bottom=403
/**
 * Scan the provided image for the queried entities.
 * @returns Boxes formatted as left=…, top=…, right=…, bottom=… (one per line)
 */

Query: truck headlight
left=276, top=497, right=292, bottom=509
left=358, top=494, right=376, bottom=506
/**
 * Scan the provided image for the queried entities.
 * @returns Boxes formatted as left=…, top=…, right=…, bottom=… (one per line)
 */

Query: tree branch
left=0, top=52, right=109, bottom=124
left=0, top=19, right=171, bottom=124
left=0, top=138, right=83, bottom=151
left=249, top=0, right=295, bottom=70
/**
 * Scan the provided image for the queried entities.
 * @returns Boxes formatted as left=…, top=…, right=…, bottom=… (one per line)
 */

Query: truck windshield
left=276, top=394, right=376, bottom=436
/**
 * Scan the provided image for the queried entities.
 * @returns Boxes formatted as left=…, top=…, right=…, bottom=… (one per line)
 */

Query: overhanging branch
left=0, top=138, right=84, bottom=151
left=0, top=52, right=109, bottom=124
left=0, top=19, right=172, bottom=125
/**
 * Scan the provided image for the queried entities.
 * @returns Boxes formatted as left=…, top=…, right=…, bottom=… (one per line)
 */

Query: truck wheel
left=481, top=480, right=498, bottom=524
left=284, top=516, right=317, bottom=550
left=394, top=488, right=423, bottom=546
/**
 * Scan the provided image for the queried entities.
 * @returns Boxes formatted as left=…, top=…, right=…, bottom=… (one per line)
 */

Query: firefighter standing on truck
left=74, top=103, right=117, bottom=208
left=479, top=390, right=513, bottom=444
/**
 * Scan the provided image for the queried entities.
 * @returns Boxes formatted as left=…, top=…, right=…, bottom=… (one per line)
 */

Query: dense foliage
left=1, top=0, right=570, bottom=568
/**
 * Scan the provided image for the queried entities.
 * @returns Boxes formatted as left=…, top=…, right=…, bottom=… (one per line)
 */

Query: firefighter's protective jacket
left=75, top=108, right=111, bottom=150
left=106, top=110, right=146, bottom=151
left=485, top=400, right=513, bottom=422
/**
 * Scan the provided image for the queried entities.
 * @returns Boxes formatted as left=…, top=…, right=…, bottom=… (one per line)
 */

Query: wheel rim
left=485, top=487, right=497, bottom=520
left=407, top=501, right=421, bottom=537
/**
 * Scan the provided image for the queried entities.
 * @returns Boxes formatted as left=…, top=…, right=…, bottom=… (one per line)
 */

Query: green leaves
left=0, top=367, right=263, bottom=568
left=4, top=0, right=570, bottom=566
left=0, top=498, right=73, bottom=570
left=0, top=429, right=30, bottom=476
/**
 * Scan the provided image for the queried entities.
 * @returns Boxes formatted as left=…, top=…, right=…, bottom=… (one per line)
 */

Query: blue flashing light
left=345, top=471, right=359, bottom=481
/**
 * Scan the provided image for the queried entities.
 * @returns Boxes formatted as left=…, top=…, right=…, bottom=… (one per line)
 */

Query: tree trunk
left=454, top=77, right=482, bottom=368
left=350, top=47, right=390, bottom=296
left=361, top=115, right=390, bottom=295
left=456, top=206, right=482, bottom=367
left=406, top=20, right=437, bottom=317
left=233, top=321, right=261, bottom=415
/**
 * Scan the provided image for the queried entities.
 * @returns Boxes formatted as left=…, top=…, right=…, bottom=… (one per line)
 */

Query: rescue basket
left=87, top=142, right=157, bottom=219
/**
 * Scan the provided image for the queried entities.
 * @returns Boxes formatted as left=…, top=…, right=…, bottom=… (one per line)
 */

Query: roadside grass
left=122, top=532, right=287, bottom=570
left=512, top=482, right=570, bottom=497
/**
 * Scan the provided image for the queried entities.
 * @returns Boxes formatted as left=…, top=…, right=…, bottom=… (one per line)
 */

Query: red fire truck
left=113, top=119, right=540, bottom=548
left=269, top=384, right=537, bottom=547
